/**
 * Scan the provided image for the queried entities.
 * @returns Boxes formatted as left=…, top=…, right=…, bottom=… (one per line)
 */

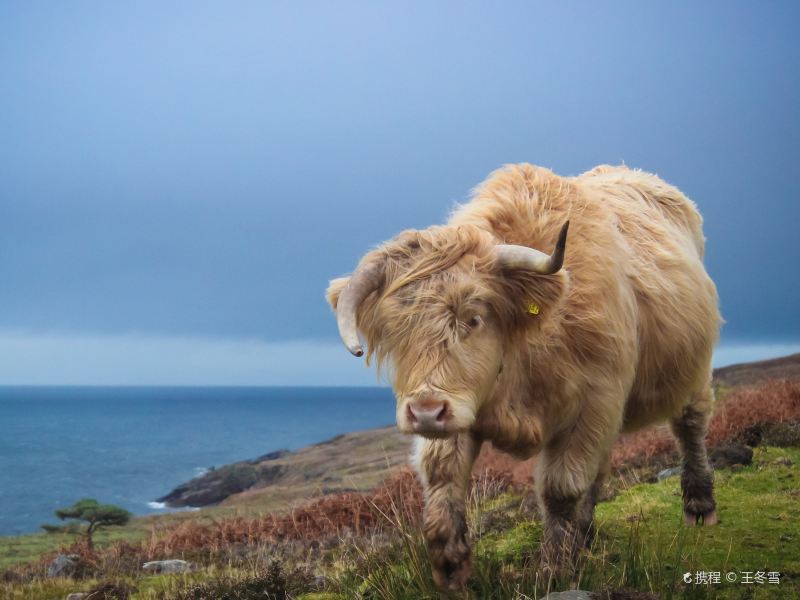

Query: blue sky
left=1, top=1, right=798, bottom=385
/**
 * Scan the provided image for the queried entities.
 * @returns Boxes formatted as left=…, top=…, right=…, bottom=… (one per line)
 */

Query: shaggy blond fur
left=327, top=163, right=721, bottom=590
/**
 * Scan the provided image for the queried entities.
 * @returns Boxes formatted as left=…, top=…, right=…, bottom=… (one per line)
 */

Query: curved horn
left=336, top=260, right=384, bottom=357
left=495, top=220, right=569, bottom=274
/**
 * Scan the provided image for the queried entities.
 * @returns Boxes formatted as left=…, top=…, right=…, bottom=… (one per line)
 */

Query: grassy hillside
left=713, top=353, right=800, bottom=388
left=2, top=364, right=799, bottom=599
left=2, top=445, right=798, bottom=599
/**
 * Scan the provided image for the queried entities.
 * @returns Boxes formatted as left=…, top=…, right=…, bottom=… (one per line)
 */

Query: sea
left=0, top=386, right=395, bottom=537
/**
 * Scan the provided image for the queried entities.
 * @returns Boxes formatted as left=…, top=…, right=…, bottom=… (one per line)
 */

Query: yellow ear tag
left=526, top=302, right=540, bottom=316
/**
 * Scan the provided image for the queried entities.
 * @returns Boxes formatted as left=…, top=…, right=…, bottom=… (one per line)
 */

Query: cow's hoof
left=684, top=508, right=718, bottom=526
left=432, top=556, right=471, bottom=592
left=426, top=510, right=472, bottom=591
left=428, top=532, right=472, bottom=591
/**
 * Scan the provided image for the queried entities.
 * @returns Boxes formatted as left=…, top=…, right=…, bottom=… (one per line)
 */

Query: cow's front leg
left=536, top=431, right=612, bottom=576
left=414, top=433, right=480, bottom=592
left=538, top=483, right=589, bottom=575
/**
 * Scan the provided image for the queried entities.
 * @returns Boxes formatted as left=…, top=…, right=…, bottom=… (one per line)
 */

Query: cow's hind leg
left=670, top=385, right=717, bottom=526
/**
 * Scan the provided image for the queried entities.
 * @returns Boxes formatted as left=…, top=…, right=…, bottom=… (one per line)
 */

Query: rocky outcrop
left=157, top=460, right=288, bottom=507
left=155, top=427, right=409, bottom=509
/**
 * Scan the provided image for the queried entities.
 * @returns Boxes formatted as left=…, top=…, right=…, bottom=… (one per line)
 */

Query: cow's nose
left=407, top=400, right=449, bottom=431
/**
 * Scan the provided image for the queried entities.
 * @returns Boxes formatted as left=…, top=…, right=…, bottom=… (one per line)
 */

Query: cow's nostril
left=435, top=404, right=447, bottom=422
left=406, top=404, right=418, bottom=423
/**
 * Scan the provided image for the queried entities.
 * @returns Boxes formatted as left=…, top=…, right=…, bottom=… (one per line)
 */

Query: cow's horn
left=495, top=221, right=569, bottom=274
left=336, top=260, right=384, bottom=357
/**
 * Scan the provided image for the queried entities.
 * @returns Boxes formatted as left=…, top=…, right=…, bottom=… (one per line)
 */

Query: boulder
left=710, top=442, right=753, bottom=468
left=657, top=466, right=682, bottom=480
left=589, top=590, right=659, bottom=599
left=544, top=592, right=592, bottom=600
left=65, top=594, right=88, bottom=600
left=47, top=554, right=81, bottom=578
left=142, top=559, right=195, bottom=574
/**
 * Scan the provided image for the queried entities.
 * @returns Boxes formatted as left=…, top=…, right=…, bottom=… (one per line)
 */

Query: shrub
left=167, top=559, right=308, bottom=600
left=84, top=581, right=135, bottom=600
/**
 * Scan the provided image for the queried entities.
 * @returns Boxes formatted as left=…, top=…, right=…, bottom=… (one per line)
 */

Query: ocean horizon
left=0, top=386, right=395, bottom=536
left=2, top=343, right=797, bottom=538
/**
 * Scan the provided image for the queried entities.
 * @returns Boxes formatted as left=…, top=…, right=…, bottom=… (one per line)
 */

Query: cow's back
left=575, top=165, right=721, bottom=429
left=575, top=165, right=705, bottom=257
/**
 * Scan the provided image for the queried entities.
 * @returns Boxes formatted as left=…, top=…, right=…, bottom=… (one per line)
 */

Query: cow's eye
left=467, top=315, right=483, bottom=329
left=456, top=315, right=483, bottom=341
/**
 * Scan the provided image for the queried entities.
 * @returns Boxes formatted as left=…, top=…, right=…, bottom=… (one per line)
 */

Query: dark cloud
left=0, top=2, right=797, bottom=375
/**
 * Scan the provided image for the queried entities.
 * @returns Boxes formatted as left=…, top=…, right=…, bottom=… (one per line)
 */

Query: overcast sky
left=1, top=2, right=798, bottom=385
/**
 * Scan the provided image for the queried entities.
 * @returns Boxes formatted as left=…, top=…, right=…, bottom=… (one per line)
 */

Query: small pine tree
left=42, top=498, right=131, bottom=550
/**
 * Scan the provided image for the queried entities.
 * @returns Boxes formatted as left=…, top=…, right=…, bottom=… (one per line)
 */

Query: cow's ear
left=326, top=277, right=350, bottom=311
left=495, top=267, right=569, bottom=327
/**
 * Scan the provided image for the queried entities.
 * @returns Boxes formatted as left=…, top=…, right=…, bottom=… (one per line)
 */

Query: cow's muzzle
left=403, top=397, right=451, bottom=435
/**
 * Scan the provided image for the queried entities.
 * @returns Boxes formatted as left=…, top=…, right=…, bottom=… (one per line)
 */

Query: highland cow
left=327, top=163, right=721, bottom=590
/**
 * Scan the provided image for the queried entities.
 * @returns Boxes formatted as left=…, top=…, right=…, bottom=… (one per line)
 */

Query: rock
left=66, top=594, right=88, bottom=600
left=737, top=422, right=765, bottom=447
left=710, top=442, right=753, bottom=468
left=657, top=466, right=682, bottom=480
left=590, top=591, right=659, bottom=599
left=142, top=559, right=195, bottom=574
left=47, top=554, right=81, bottom=578
left=544, top=591, right=592, bottom=600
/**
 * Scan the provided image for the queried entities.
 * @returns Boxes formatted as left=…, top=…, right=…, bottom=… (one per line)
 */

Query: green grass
left=1, top=564, right=305, bottom=600
left=0, top=503, right=277, bottom=569
left=0, top=527, right=149, bottom=570
left=596, top=446, right=800, bottom=577
left=326, top=447, right=800, bottom=599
